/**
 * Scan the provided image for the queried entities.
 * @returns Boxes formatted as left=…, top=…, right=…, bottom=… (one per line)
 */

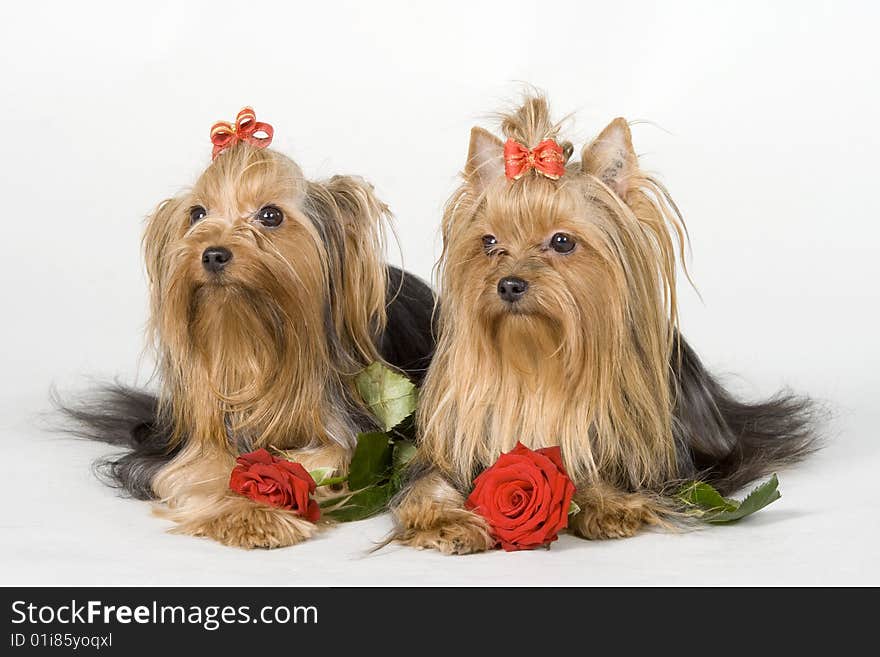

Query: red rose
left=465, top=442, right=575, bottom=551
left=228, top=449, right=320, bottom=522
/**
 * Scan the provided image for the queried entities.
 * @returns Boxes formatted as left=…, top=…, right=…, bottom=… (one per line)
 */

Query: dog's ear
left=142, top=195, right=189, bottom=353
left=465, top=127, right=504, bottom=193
left=143, top=196, right=186, bottom=299
left=313, top=175, right=388, bottom=363
left=582, top=118, right=638, bottom=198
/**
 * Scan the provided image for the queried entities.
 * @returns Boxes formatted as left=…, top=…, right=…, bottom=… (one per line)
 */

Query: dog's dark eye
left=189, top=206, right=207, bottom=225
left=256, top=205, right=284, bottom=227
left=482, top=234, right=498, bottom=252
left=550, top=233, right=575, bottom=254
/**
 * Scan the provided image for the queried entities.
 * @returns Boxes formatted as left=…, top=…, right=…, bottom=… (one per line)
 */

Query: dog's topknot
left=499, top=95, right=561, bottom=148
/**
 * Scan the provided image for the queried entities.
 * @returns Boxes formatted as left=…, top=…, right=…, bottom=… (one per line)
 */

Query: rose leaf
left=702, top=474, right=781, bottom=524
left=677, top=475, right=781, bottom=523
left=348, top=431, right=394, bottom=490
left=322, top=483, right=395, bottom=522
left=307, top=466, right=337, bottom=487
left=356, top=362, right=419, bottom=431
left=676, top=480, right=739, bottom=514
left=392, top=440, right=417, bottom=471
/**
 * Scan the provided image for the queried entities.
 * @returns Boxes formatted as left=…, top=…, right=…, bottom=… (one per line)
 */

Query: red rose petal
left=466, top=442, right=575, bottom=551
left=495, top=480, right=531, bottom=517
left=228, top=449, right=320, bottom=520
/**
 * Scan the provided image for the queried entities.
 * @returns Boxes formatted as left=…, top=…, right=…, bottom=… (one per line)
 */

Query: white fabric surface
left=0, top=400, right=875, bottom=586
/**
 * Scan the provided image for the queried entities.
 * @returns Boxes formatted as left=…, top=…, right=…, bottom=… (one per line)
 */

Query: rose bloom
left=466, top=442, right=575, bottom=551
left=228, top=448, right=320, bottom=522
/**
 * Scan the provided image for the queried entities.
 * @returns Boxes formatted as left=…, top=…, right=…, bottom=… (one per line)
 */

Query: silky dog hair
left=394, top=95, right=817, bottom=551
left=62, top=143, right=434, bottom=547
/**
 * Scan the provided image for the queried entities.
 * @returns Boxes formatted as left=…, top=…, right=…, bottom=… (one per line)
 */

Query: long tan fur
left=396, top=95, right=689, bottom=551
left=145, top=144, right=389, bottom=548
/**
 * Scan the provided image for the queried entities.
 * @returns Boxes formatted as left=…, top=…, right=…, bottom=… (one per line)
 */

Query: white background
left=1, top=1, right=878, bottom=585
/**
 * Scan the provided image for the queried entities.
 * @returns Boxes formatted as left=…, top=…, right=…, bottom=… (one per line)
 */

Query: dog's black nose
left=497, top=276, right=529, bottom=302
left=202, top=247, right=232, bottom=273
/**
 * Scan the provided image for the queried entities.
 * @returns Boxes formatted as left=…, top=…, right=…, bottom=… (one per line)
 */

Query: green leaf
left=348, top=431, right=393, bottom=490
left=309, top=362, right=422, bottom=524
left=703, top=474, right=781, bottom=524
left=389, top=440, right=417, bottom=491
left=356, top=362, right=418, bottom=431
left=321, top=439, right=417, bottom=523
left=307, top=466, right=337, bottom=487
left=568, top=500, right=581, bottom=516
left=390, top=412, right=417, bottom=441
left=676, top=474, right=781, bottom=524
left=392, top=440, right=417, bottom=471
left=322, top=483, right=395, bottom=522
left=677, top=481, right=738, bottom=513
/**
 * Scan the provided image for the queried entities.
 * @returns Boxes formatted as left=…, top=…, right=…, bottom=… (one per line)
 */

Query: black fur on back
left=56, top=265, right=437, bottom=500
left=52, top=384, right=177, bottom=500
left=380, top=266, right=436, bottom=385
left=670, top=333, right=821, bottom=496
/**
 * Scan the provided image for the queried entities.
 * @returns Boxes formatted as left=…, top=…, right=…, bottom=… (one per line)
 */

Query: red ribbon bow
left=503, top=138, right=565, bottom=181
left=210, top=107, right=274, bottom=159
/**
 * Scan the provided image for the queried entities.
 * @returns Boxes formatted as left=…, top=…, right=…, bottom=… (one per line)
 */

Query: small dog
left=393, top=95, right=818, bottom=553
left=64, top=109, right=435, bottom=548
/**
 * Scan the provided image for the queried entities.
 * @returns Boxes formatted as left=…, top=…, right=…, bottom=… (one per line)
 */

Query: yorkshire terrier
left=393, top=95, right=817, bottom=554
left=63, top=108, right=435, bottom=548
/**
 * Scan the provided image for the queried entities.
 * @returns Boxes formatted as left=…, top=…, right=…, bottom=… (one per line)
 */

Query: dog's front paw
left=175, top=497, right=319, bottom=549
left=570, top=506, right=644, bottom=540
left=569, top=494, right=663, bottom=540
left=397, top=508, right=495, bottom=555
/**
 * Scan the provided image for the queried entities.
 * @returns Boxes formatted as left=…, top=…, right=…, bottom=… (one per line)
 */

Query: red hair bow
left=210, top=107, right=274, bottom=159
left=503, top=138, right=565, bottom=181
